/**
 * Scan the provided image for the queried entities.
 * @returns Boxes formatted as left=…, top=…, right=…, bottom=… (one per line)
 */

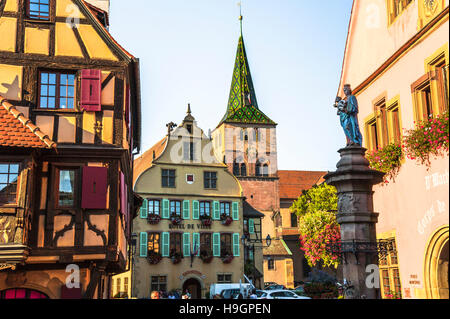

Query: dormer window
left=27, top=0, right=50, bottom=21
left=186, top=125, right=192, bottom=134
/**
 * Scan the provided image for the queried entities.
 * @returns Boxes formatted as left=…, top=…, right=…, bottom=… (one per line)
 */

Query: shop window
left=27, top=0, right=50, bottom=21
left=150, top=276, right=167, bottom=293
left=0, top=163, right=19, bottom=205
left=39, top=72, right=75, bottom=109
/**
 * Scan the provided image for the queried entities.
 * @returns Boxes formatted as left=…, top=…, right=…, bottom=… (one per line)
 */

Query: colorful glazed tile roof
left=278, top=170, right=327, bottom=200
left=220, top=36, right=276, bottom=126
left=0, top=96, right=56, bottom=149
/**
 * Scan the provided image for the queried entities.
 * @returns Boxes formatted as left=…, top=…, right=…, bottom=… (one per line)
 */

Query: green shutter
left=162, top=199, right=170, bottom=219
left=183, top=233, right=191, bottom=257
left=233, top=233, right=240, bottom=257
left=193, top=233, right=200, bottom=257
left=183, top=200, right=190, bottom=220
left=139, top=232, right=148, bottom=257
left=162, top=232, right=170, bottom=257
left=192, top=200, right=200, bottom=220
left=212, top=233, right=221, bottom=257
left=213, top=201, right=220, bottom=220
left=249, top=250, right=254, bottom=260
left=140, top=199, right=148, bottom=219
left=249, top=219, right=255, bottom=234
left=232, top=202, right=239, bottom=221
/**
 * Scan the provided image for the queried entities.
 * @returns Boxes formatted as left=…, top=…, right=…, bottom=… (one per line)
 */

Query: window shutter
left=212, top=201, right=220, bottom=220
left=80, top=69, right=101, bottom=111
left=162, top=232, right=170, bottom=257
left=139, top=232, right=148, bottom=257
left=233, top=233, right=240, bottom=257
left=183, top=200, right=190, bottom=220
left=140, top=199, right=148, bottom=219
left=232, top=202, right=239, bottom=221
left=249, top=250, right=254, bottom=261
left=249, top=219, right=255, bottom=234
left=162, top=199, right=170, bottom=219
left=81, top=166, right=107, bottom=209
left=183, top=233, right=191, bottom=257
left=212, top=233, right=221, bottom=257
left=192, top=233, right=200, bottom=257
left=192, top=200, right=200, bottom=220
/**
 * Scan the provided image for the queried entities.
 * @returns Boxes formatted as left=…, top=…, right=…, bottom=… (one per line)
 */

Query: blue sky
left=109, top=0, right=354, bottom=171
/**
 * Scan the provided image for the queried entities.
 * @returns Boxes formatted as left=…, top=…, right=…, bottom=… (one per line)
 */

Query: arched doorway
left=0, top=288, right=48, bottom=299
left=182, top=278, right=202, bottom=299
left=424, top=226, right=449, bottom=299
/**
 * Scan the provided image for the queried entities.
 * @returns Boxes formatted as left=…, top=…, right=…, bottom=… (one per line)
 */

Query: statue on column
left=334, top=84, right=363, bottom=146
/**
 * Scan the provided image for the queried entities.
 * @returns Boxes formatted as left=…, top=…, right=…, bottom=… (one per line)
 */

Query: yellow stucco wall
left=55, top=22, right=84, bottom=57
left=24, top=27, right=50, bottom=55
left=77, top=25, right=118, bottom=61
left=0, top=17, right=17, bottom=52
left=0, top=64, right=22, bottom=100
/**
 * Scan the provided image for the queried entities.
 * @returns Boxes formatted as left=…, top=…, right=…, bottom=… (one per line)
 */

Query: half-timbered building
left=0, top=0, right=141, bottom=299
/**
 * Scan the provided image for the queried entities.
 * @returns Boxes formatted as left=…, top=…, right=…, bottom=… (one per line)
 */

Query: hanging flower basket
left=148, top=252, right=162, bottom=265
left=171, top=252, right=182, bottom=265
left=148, top=214, right=161, bottom=225
left=200, top=251, right=213, bottom=264
left=200, top=215, right=212, bottom=226
left=170, top=215, right=183, bottom=225
left=220, top=214, right=233, bottom=226
left=221, top=254, right=234, bottom=264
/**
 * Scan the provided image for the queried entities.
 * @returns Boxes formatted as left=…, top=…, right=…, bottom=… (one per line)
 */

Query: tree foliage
left=290, top=183, right=340, bottom=269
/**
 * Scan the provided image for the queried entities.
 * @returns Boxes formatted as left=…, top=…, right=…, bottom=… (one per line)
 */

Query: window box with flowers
left=170, top=252, right=182, bottom=265
left=403, top=111, right=449, bottom=166
left=220, top=214, right=233, bottom=226
left=148, top=214, right=161, bottom=225
left=366, top=143, right=403, bottom=183
left=200, top=250, right=213, bottom=264
left=200, top=215, right=212, bottom=227
left=148, top=251, right=162, bottom=265
left=170, top=214, right=183, bottom=225
left=221, top=254, right=234, bottom=264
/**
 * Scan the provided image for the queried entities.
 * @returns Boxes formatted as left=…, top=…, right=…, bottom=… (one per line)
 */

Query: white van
left=209, top=283, right=252, bottom=299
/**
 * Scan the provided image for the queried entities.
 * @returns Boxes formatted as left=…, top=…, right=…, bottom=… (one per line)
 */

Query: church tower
left=212, top=17, right=279, bottom=238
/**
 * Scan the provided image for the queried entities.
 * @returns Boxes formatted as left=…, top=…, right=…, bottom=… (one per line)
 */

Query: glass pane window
left=170, top=233, right=182, bottom=256
left=28, top=0, right=50, bottom=20
left=220, top=202, right=230, bottom=216
left=58, top=170, right=75, bottom=207
left=170, top=201, right=181, bottom=217
left=162, top=169, right=175, bottom=188
left=149, top=200, right=160, bottom=215
left=0, top=163, right=19, bottom=205
left=220, top=234, right=232, bottom=257
left=204, top=172, right=217, bottom=189
left=39, top=72, right=75, bottom=109
left=200, top=201, right=211, bottom=217
left=200, top=233, right=212, bottom=255
left=150, top=276, right=167, bottom=292
left=148, top=233, right=160, bottom=254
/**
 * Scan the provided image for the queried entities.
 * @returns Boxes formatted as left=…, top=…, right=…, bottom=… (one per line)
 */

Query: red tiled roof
left=0, top=96, right=56, bottom=149
left=133, top=136, right=168, bottom=184
left=278, top=170, right=327, bottom=200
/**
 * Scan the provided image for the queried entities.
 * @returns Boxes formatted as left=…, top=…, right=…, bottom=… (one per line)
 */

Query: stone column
left=325, top=146, right=384, bottom=299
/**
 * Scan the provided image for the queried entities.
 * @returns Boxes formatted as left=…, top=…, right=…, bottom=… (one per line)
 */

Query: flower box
left=148, top=214, right=161, bottom=225
left=221, top=254, right=234, bottom=264
left=148, top=252, right=162, bottom=265
left=220, top=215, right=233, bottom=226
left=200, top=216, right=212, bottom=226
left=171, top=253, right=182, bottom=265
left=170, top=215, right=182, bottom=225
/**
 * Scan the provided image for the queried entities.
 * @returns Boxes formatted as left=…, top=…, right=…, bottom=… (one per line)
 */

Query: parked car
left=259, top=290, right=311, bottom=299
left=264, top=284, right=286, bottom=291
left=264, top=282, right=278, bottom=289
left=209, top=283, right=251, bottom=299
left=221, top=289, right=243, bottom=299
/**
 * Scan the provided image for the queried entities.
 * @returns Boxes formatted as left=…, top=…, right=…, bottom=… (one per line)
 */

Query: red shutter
left=120, top=172, right=129, bottom=233
left=61, top=286, right=82, bottom=299
left=81, top=166, right=108, bottom=209
left=80, top=69, right=101, bottom=111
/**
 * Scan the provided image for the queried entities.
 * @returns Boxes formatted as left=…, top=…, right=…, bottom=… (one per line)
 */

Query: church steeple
left=219, top=21, right=276, bottom=126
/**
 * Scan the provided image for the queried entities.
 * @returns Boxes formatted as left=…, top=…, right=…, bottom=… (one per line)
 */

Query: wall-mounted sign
left=408, top=274, right=422, bottom=287
left=169, top=223, right=211, bottom=230
left=186, top=174, right=194, bottom=185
